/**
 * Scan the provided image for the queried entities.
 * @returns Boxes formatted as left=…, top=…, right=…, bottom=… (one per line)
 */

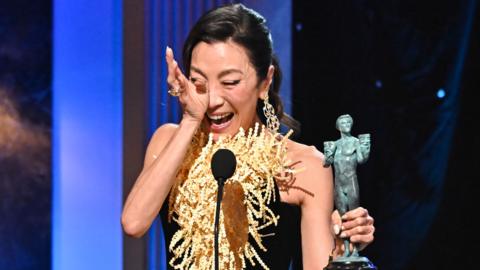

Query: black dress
left=160, top=184, right=303, bottom=270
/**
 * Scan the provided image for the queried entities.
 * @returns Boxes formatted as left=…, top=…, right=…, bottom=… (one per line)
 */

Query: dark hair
left=182, top=3, right=300, bottom=133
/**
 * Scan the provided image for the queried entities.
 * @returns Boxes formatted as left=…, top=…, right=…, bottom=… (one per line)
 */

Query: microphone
left=211, top=149, right=236, bottom=270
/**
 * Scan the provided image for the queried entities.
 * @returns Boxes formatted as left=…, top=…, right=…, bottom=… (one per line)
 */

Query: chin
left=211, top=125, right=239, bottom=142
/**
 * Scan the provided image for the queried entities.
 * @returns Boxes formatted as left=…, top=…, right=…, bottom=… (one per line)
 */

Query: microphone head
left=211, top=148, right=237, bottom=181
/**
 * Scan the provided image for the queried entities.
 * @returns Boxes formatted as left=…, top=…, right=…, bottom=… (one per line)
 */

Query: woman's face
left=190, top=40, right=270, bottom=139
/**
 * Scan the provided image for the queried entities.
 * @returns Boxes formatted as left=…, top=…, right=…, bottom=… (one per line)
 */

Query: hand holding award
left=323, top=114, right=376, bottom=270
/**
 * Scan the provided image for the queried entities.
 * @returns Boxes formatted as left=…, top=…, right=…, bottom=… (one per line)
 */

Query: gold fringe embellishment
left=168, top=123, right=294, bottom=270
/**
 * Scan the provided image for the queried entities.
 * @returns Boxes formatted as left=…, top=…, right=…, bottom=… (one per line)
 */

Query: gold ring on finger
left=168, top=86, right=182, bottom=97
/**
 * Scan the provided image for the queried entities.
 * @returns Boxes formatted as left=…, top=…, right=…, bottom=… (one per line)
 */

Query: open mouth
left=207, top=112, right=234, bottom=129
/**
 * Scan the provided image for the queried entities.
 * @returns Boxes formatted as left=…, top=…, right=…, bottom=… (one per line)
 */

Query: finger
left=339, top=224, right=374, bottom=239
left=167, top=61, right=178, bottom=86
left=341, top=217, right=366, bottom=230
left=172, top=60, right=191, bottom=90
left=193, top=79, right=208, bottom=93
left=350, top=232, right=374, bottom=245
left=172, top=60, right=181, bottom=81
left=166, top=46, right=174, bottom=58
left=170, top=60, right=187, bottom=93
left=178, top=74, right=190, bottom=95
left=174, top=61, right=185, bottom=81
left=166, top=47, right=180, bottom=86
left=179, top=74, right=200, bottom=99
left=342, top=207, right=368, bottom=221
left=177, top=77, right=191, bottom=106
left=331, top=210, right=342, bottom=236
left=166, top=47, right=198, bottom=94
left=165, top=47, right=174, bottom=71
left=341, top=215, right=374, bottom=230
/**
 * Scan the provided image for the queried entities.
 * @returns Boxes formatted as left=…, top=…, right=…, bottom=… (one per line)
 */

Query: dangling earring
left=263, top=91, right=280, bottom=133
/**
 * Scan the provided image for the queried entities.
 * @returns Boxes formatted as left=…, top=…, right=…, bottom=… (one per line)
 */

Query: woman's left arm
left=298, top=149, right=335, bottom=269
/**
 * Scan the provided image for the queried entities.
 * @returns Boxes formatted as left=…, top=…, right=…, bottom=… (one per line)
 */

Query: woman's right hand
left=166, top=47, right=209, bottom=123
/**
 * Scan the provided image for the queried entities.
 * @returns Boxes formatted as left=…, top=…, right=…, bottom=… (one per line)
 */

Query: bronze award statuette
left=323, top=114, right=377, bottom=270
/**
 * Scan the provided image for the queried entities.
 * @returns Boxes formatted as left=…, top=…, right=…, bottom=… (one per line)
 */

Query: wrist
left=180, top=115, right=202, bottom=129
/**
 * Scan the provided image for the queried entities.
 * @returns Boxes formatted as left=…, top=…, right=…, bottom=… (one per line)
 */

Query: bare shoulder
left=151, top=123, right=178, bottom=142
left=287, top=139, right=324, bottom=162
left=143, top=123, right=179, bottom=168
left=286, top=139, right=330, bottom=174
left=282, top=139, right=333, bottom=205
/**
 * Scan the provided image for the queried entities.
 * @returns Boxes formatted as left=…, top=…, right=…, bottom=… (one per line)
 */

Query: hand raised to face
left=166, top=46, right=209, bottom=123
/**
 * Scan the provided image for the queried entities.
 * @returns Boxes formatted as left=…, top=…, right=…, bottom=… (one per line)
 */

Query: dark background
left=293, top=0, right=478, bottom=269
left=0, top=1, right=52, bottom=269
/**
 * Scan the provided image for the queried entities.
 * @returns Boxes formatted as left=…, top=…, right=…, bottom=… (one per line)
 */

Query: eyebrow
left=190, top=66, right=207, bottom=78
left=190, top=66, right=244, bottom=79
left=218, top=68, right=243, bottom=78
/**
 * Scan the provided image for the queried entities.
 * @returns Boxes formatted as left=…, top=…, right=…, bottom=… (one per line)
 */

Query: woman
left=122, top=4, right=374, bottom=270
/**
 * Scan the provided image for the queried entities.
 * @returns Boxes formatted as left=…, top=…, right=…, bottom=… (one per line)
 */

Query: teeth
left=208, top=113, right=231, bottom=120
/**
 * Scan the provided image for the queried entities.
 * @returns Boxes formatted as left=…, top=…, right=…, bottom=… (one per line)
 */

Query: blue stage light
left=53, top=1, right=123, bottom=269
left=295, top=23, right=303, bottom=31
left=437, top=88, right=446, bottom=99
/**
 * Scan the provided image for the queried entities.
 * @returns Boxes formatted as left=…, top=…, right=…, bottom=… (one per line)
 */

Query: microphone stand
left=211, top=148, right=236, bottom=270
left=214, top=177, right=225, bottom=270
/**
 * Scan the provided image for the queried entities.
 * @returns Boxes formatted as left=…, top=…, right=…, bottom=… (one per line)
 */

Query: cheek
left=230, top=89, right=259, bottom=116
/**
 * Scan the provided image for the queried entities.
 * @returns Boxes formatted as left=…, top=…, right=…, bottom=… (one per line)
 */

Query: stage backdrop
left=292, top=1, right=478, bottom=269
left=0, top=1, right=52, bottom=269
left=52, top=0, right=123, bottom=270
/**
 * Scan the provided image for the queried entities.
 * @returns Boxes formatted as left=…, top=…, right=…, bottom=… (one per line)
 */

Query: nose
left=208, top=84, right=224, bottom=109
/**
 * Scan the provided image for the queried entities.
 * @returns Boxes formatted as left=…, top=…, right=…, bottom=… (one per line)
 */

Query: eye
left=190, top=77, right=203, bottom=83
left=190, top=77, right=206, bottom=85
left=190, top=77, right=208, bottom=91
left=222, top=80, right=240, bottom=86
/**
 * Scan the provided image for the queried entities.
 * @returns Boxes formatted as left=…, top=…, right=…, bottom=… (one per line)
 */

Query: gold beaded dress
left=159, top=125, right=303, bottom=270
